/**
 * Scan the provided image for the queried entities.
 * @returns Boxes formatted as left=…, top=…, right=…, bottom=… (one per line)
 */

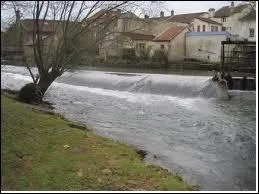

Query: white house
left=212, top=2, right=256, bottom=41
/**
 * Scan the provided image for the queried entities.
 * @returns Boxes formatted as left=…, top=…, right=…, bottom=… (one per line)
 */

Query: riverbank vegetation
left=1, top=94, right=198, bottom=191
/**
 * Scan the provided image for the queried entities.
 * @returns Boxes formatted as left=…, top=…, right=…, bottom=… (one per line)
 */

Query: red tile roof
left=167, top=12, right=206, bottom=24
left=152, top=26, right=186, bottom=42
left=121, top=32, right=155, bottom=40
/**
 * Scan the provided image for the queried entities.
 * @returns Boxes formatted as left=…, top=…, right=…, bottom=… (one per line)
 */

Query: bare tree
left=2, top=1, right=127, bottom=100
left=2, top=1, right=163, bottom=102
left=244, top=1, right=256, bottom=10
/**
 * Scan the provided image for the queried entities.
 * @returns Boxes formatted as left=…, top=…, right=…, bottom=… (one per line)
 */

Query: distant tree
left=245, top=1, right=256, bottom=10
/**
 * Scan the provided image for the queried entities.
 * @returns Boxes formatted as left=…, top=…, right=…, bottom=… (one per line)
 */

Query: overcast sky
left=158, top=1, right=242, bottom=16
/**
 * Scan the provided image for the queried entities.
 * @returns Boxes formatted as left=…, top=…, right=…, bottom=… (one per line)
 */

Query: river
left=1, top=65, right=256, bottom=191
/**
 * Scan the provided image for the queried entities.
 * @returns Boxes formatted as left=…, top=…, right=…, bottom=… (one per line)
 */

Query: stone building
left=212, top=1, right=256, bottom=41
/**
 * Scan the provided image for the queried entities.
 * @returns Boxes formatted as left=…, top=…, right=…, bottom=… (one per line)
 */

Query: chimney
left=15, top=9, right=21, bottom=23
left=144, top=14, right=149, bottom=19
left=160, top=11, right=164, bottom=18
left=171, top=10, right=174, bottom=16
left=231, top=1, right=234, bottom=8
left=208, top=8, right=215, bottom=18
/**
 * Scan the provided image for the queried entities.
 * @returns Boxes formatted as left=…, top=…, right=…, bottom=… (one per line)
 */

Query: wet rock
left=135, top=149, right=148, bottom=160
left=68, top=122, right=87, bottom=131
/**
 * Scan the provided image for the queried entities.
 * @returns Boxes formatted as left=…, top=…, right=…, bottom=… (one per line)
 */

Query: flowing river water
left=1, top=65, right=256, bottom=191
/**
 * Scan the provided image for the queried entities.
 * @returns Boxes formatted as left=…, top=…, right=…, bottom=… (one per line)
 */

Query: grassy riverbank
left=1, top=95, right=197, bottom=191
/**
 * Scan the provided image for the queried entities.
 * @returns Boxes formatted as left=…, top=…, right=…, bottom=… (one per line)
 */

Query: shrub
left=18, top=83, right=41, bottom=103
left=151, top=49, right=167, bottom=62
left=122, top=48, right=136, bottom=60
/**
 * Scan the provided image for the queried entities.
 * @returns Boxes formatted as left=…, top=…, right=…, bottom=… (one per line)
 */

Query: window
left=137, top=43, right=145, bottom=51
left=197, top=25, right=200, bottom=32
left=211, top=26, right=218, bottom=32
left=222, top=17, right=226, bottom=22
left=203, top=25, right=206, bottom=32
left=160, top=44, right=164, bottom=49
left=249, top=28, right=254, bottom=37
left=222, top=27, right=226, bottom=31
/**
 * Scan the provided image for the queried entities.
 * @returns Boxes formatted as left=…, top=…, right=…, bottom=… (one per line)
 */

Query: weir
left=56, top=71, right=219, bottom=98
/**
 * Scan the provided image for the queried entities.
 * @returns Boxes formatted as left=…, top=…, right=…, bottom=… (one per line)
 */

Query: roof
left=214, top=6, right=230, bottom=17
left=166, top=12, right=206, bottom=24
left=195, top=17, right=222, bottom=25
left=89, top=9, right=121, bottom=21
left=21, top=19, right=73, bottom=33
left=214, top=4, right=248, bottom=18
left=89, top=9, right=138, bottom=21
left=152, top=26, right=186, bottom=42
left=185, top=31, right=232, bottom=37
left=149, top=16, right=171, bottom=20
left=121, top=32, right=155, bottom=41
left=239, top=9, right=256, bottom=21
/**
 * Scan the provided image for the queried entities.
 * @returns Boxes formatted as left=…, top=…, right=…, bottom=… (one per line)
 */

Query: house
left=120, top=32, right=155, bottom=57
left=213, top=2, right=256, bottom=41
left=166, top=11, right=209, bottom=29
left=238, top=9, right=256, bottom=41
left=21, top=19, right=62, bottom=46
left=185, top=31, right=234, bottom=63
left=192, top=17, right=222, bottom=32
left=151, top=26, right=189, bottom=61
left=94, top=9, right=177, bottom=59
left=99, top=32, right=155, bottom=59
left=19, top=19, right=60, bottom=61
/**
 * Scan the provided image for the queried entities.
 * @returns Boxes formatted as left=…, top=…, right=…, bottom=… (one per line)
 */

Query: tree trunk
left=37, top=76, right=55, bottom=100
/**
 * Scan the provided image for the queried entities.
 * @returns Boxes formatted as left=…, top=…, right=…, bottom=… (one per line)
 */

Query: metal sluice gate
left=220, top=40, right=256, bottom=74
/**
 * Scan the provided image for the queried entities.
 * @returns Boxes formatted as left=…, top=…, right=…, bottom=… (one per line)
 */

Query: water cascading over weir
left=55, top=71, right=219, bottom=98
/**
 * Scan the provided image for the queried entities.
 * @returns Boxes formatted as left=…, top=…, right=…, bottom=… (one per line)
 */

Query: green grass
left=1, top=95, right=198, bottom=191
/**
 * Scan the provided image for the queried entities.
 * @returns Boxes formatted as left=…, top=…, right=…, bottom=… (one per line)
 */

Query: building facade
left=213, top=2, right=256, bottom=41
left=185, top=31, right=233, bottom=63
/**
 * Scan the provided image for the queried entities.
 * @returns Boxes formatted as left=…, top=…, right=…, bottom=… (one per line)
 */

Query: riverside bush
left=18, top=83, right=41, bottom=103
